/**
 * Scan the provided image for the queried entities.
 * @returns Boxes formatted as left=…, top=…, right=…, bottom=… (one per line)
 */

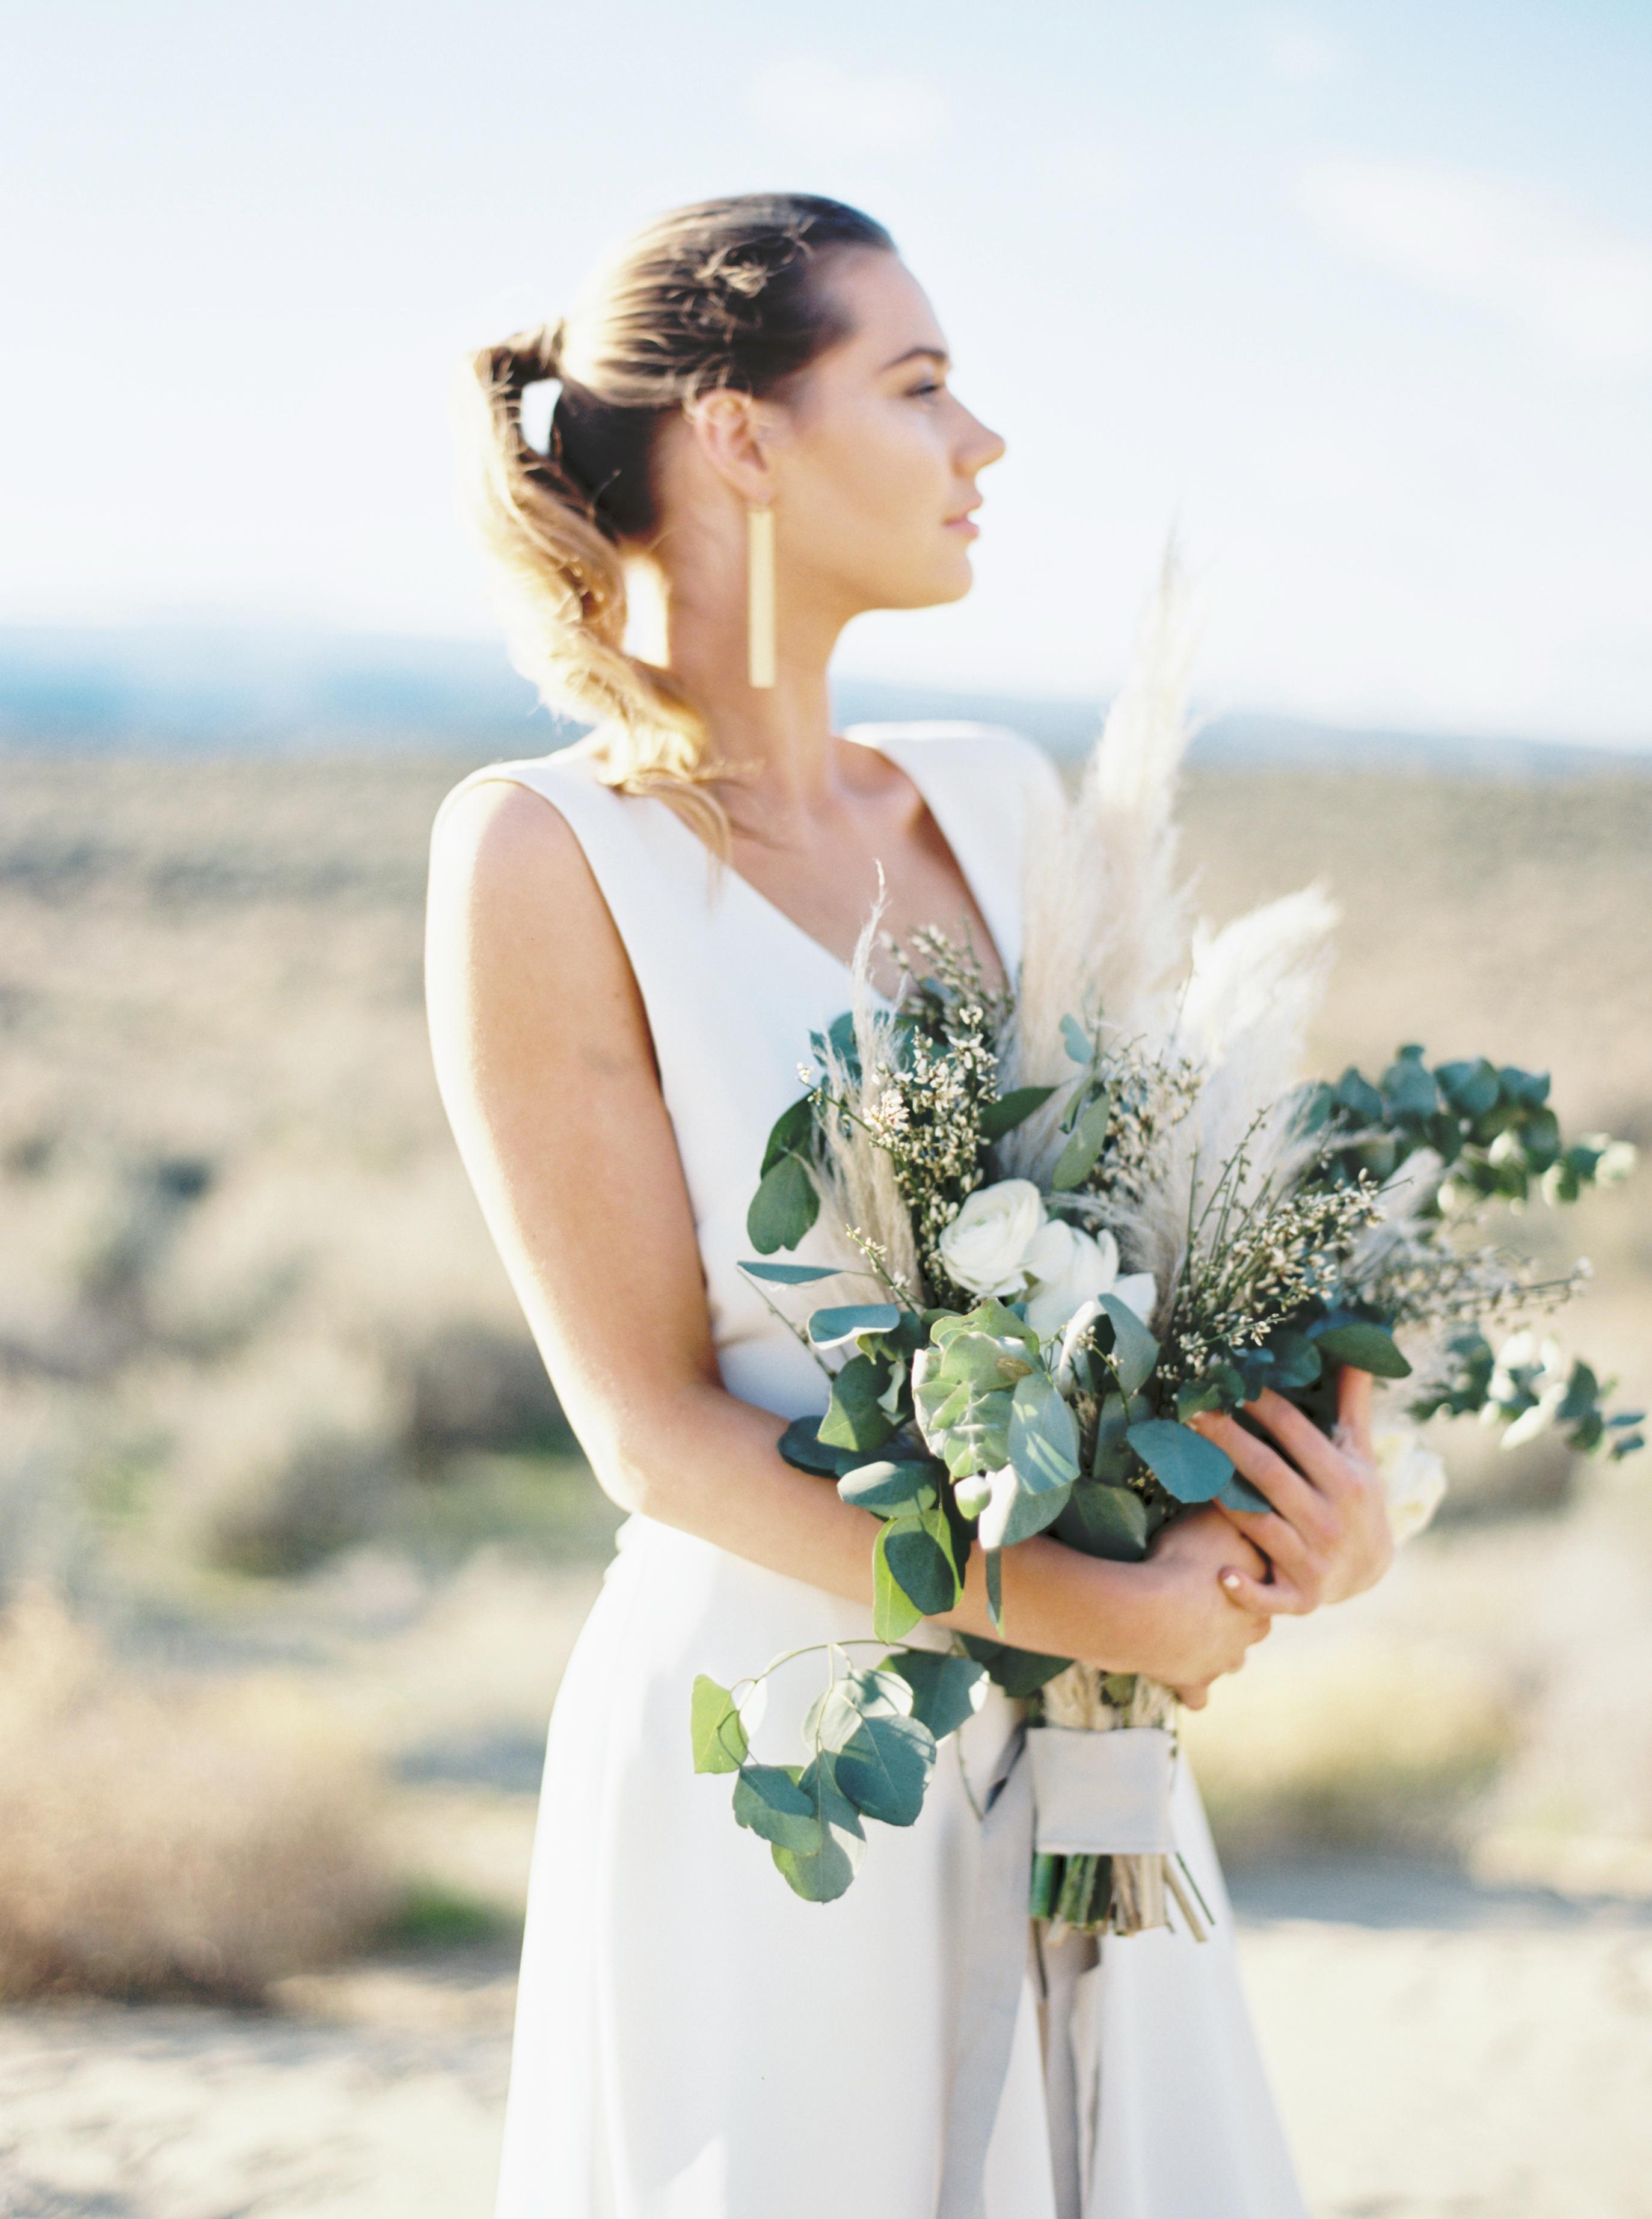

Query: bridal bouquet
left=690, top=568, right=1642, bottom=1926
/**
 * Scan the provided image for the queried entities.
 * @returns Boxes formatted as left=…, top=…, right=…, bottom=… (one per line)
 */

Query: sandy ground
left=4, top=1864, right=1651, bottom=2219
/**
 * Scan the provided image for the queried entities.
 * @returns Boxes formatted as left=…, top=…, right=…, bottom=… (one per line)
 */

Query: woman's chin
left=888, top=560, right=978, bottom=612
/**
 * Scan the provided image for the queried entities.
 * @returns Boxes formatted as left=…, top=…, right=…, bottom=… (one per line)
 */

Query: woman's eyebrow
left=879, top=345, right=951, bottom=373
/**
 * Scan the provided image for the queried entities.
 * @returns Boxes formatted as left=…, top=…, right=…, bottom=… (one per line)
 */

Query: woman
left=426, top=194, right=1391, bottom=2219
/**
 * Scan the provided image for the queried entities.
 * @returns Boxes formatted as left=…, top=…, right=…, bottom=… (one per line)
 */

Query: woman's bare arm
left=425, top=779, right=1274, bottom=1688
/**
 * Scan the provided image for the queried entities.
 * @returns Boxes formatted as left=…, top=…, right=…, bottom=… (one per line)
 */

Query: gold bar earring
left=747, top=503, right=776, bottom=689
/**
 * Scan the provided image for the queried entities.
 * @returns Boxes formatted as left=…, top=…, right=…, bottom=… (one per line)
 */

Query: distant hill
left=1, top=624, right=1645, bottom=779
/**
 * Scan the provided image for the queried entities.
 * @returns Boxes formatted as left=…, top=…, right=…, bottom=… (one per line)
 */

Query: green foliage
left=1050, top=1091, right=1113, bottom=1191
left=808, top=1303, right=903, bottom=1344
left=1093, top=1294, right=1159, bottom=1396
left=871, top=1529, right=925, bottom=1640
left=881, top=1506, right=962, bottom=1614
left=1304, top=1042, right=1632, bottom=1214
left=1214, top=1469, right=1274, bottom=1515
left=880, top=1648, right=989, bottom=1738
left=1310, top=1321, right=1413, bottom=1379
left=979, top=1085, right=1057, bottom=1141
left=746, top=1152, right=818, bottom=1254
left=690, top=1675, right=748, bottom=1775
left=832, top=1708, right=936, bottom=1828
left=956, top=1633, right=1070, bottom=1698
left=732, top=1765, right=821, bottom=1854
left=775, top=1416, right=853, bottom=1478
left=1411, top=1330, right=1496, bottom=1420
left=1053, top=1479, right=1150, bottom=1561
left=1125, top=1417, right=1235, bottom=1504
left=771, top=1757, right=865, bottom=1903
left=818, top=1354, right=899, bottom=1454
left=836, top=1459, right=938, bottom=1516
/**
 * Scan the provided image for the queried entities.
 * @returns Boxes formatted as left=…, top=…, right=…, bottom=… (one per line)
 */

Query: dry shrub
left=0, top=1586, right=389, bottom=2001
left=1182, top=1636, right=1517, bottom=1859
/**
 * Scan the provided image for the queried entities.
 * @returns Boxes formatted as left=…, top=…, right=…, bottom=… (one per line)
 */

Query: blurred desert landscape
left=2, top=746, right=1651, bottom=2218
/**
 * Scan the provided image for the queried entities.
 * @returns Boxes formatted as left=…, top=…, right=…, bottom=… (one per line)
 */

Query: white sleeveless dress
left=431, top=725, right=1307, bottom=2219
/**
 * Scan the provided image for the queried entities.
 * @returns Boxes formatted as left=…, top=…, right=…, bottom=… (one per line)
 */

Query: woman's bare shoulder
left=425, top=773, right=641, bottom=1046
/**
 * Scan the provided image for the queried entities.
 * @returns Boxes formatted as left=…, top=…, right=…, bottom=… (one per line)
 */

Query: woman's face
left=761, top=250, right=1006, bottom=620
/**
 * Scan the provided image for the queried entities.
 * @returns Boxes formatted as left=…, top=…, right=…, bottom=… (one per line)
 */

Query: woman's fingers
left=1197, top=1369, right=1392, bottom=1607
left=1220, top=1562, right=1315, bottom=1616
left=1337, top=1362, right=1375, bottom=1457
left=1216, top=1506, right=1327, bottom=1610
left=1185, top=1407, right=1334, bottom=1535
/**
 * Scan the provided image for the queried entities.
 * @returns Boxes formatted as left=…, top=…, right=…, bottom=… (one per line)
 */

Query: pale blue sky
left=5, top=1, right=1650, bottom=740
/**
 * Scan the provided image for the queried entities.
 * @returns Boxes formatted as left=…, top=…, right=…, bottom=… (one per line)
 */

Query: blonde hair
left=457, top=194, right=894, bottom=850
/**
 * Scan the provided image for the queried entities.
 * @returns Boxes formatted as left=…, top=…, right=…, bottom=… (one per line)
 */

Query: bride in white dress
left=425, top=194, right=1393, bottom=2219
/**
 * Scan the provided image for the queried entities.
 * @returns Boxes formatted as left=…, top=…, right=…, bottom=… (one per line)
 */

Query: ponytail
left=456, top=322, right=725, bottom=849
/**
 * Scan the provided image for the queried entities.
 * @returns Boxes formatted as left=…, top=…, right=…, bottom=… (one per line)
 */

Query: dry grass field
left=1, top=747, right=1650, bottom=2212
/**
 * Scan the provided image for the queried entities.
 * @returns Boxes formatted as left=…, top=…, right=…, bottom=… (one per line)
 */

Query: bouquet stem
left=1031, top=1665, right=1185, bottom=1938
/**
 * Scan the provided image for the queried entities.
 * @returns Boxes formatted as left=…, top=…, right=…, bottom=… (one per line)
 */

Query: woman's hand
left=1187, top=1366, right=1394, bottom=1616
left=1127, top=1506, right=1276, bottom=1707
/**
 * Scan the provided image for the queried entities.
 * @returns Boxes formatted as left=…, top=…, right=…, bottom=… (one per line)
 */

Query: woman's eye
left=908, top=381, right=944, bottom=399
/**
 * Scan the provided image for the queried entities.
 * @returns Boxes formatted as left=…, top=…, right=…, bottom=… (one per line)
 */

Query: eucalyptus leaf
left=872, top=1524, right=925, bottom=1640
left=1053, top=1480, right=1149, bottom=1562
left=1092, top=1390, right=1150, bottom=1481
left=805, top=1668, right=913, bottom=1751
left=740, top=1260, right=841, bottom=1286
left=960, top=1298, right=1042, bottom=1355
left=1050, top=1091, right=1113, bottom=1191
left=880, top=1650, right=988, bottom=1740
left=985, top=1545, right=1003, bottom=1629
left=979, top=1085, right=1058, bottom=1141
left=936, top=1331, right=1037, bottom=1393
left=834, top=1711, right=938, bottom=1828
left=690, top=1674, right=748, bottom=1775
left=915, top=1371, right=1015, bottom=1481
left=759, top=1095, right=814, bottom=1176
left=776, top=1415, right=852, bottom=1477
left=818, top=1354, right=898, bottom=1453
left=882, top=1506, right=961, bottom=1614
left=746, top=1153, right=819, bottom=1255
left=1311, top=1322, right=1413, bottom=1379
left=957, top=1633, right=1070, bottom=1698
left=1265, top=1330, right=1322, bottom=1391
left=1096, top=1294, right=1159, bottom=1396
left=1007, top=1372, right=1081, bottom=1491
left=732, top=1764, right=821, bottom=1853
left=1060, top=1014, right=1093, bottom=1066
left=1215, top=1470, right=1274, bottom=1515
left=1125, top=1417, right=1235, bottom=1504
left=837, top=1459, right=939, bottom=1516
left=771, top=1757, right=865, bottom=1903
left=809, top=1302, right=903, bottom=1345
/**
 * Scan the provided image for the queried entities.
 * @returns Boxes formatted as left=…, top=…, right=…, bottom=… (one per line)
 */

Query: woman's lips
left=945, top=513, right=981, bottom=539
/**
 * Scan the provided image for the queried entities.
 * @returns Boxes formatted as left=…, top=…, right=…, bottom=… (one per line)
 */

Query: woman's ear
left=682, top=388, right=779, bottom=508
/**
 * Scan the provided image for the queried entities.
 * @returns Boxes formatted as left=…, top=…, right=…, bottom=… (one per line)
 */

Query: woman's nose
left=959, top=408, right=1007, bottom=472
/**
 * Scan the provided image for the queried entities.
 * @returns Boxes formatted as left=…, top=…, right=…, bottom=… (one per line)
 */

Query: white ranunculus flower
left=1372, top=1423, right=1448, bottom=1544
left=937, top=1179, right=1046, bottom=1298
left=1022, top=1220, right=1157, bottom=1342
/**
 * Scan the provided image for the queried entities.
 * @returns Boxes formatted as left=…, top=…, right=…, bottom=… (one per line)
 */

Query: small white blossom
left=1372, top=1423, right=1448, bottom=1543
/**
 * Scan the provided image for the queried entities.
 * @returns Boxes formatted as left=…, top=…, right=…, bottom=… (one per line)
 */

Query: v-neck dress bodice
left=433, top=722, right=1046, bottom=1425
left=430, top=723, right=1306, bottom=2219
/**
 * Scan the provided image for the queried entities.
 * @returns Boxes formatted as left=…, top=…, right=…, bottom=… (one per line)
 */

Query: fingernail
left=1220, top=1571, right=1242, bottom=1591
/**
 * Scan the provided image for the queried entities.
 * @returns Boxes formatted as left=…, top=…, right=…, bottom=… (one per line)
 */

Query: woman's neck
left=633, top=536, right=858, bottom=824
